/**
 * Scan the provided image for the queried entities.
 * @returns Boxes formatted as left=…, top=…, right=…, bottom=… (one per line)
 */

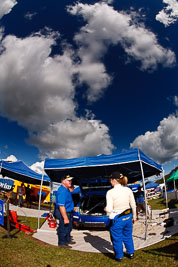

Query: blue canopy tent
left=0, top=160, right=50, bottom=186
left=44, top=148, right=166, bottom=239
left=145, top=182, right=159, bottom=190
left=0, top=160, right=50, bottom=229
left=44, top=149, right=162, bottom=183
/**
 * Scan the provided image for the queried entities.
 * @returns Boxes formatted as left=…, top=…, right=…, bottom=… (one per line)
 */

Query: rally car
left=72, top=178, right=111, bottom=229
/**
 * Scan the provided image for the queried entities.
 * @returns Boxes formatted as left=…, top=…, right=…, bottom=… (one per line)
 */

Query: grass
left=148, top=198, right=178, bottom=210
left=17, top=216, right=46, bottom=230
left=0, top=216, right=178, bottom=267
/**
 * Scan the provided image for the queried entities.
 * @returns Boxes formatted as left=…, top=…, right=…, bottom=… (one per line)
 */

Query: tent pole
left=49, top=180, right=53, bottom=213
left=173, top=179, right=177, bottom=200
left=37, top=172, right=44, bottom=229
left=138, top=150, right=148, bottom=240
left=162, top=168, right=168, bottom=209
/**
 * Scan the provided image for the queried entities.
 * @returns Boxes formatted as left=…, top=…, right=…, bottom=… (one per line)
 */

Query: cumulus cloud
left=68, top=2, right=176, bottom=92
left=30, top=161, right=44, bottom=174
left=0, top=31, right=76, bottom=131
left=0, top=29, right=114, bottom=159
left=156, top=0, right=178, bottom=27
left=0, top=2, right=176, bottom=161
left=30, top=118, right=115, bottom=159
left=3, top=154, right=18, bottom=162
left=130, top=114, right=178, bottom=164
left=173, top=95, right=178, bottom=107
left=0, top=0, right=17, bottom=19
left=102, top=0, right=114, bottom=4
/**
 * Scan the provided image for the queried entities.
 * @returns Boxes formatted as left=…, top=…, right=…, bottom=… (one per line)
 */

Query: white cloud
left=102, top=0, right=114, bottom=4
left=0, top=30, right=114, bottom=159
left=173, top=95, right=178, bottom=106
left=76, top=60, right=111, bottom=102
left=130, top=114, right=178, bottom=164
left=24, top=12, right=37, bottom=20
left=30, top=161, right=44, bottom=174
left=0, top=31, right=76, bottom=131
left=0, top=2, right=176, bottom=161
left=30, top=118, right=115, bottom=159
left=3, top=154, right=18, bottom=162
left=156, top=0, right=178, bottom=27
left=0, top=0, right=17, bottom=19
left=68, top=2, right=176, bottom=92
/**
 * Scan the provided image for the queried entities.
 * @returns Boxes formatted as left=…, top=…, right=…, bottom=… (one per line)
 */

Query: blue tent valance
left=0, top=160, right=50, bottom=186
left=44, top=149, right=162, bottom=183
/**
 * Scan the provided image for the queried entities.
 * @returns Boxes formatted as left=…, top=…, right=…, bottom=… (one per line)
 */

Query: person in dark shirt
left=17, top=183, right=25, bottom=207
left=25, top=184, right=33, bottom=208
left=135, top=186, right=145, bottom=220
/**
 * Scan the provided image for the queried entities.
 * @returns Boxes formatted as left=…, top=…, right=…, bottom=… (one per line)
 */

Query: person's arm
left=129, top=190, right=136, bottom=223
left=59, top=206, right=69, bottom=224
left=105, top=191, right=113, bottom=213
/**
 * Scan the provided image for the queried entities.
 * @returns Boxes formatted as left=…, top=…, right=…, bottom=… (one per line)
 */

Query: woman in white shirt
left=105, top=171, right=136, bottom=262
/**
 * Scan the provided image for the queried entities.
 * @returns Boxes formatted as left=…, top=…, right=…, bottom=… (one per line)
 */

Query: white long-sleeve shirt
left=105, top=184, right=136, bottom=220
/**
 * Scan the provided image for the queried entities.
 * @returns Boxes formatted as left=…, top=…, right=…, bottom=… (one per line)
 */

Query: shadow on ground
left=143, top=234, right=178, bottom=261
left=83, top=231, right=113, bottom=254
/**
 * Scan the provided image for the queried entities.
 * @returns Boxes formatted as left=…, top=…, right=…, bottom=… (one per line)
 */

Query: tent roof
left=44, top=149, right=162, bottom=183
left=167, top=169, right=178, bottom=182
left=145, top=181, right=159, bottom=189
left=0, top=160, right=50, bottom=185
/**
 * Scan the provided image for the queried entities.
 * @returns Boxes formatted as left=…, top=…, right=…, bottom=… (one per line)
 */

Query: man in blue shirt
left=135, top=186, right=145, bottom=220
left=55, top=175, right=75, bottom=248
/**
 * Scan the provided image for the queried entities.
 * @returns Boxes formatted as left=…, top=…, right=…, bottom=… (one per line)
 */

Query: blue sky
left=0, top=0, right=178, bottom=175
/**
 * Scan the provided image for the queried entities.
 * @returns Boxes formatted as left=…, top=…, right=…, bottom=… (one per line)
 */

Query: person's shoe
left=58, top=244, right=72, bottom=249
left=68, top=241, right=76, bottom=245
left=128, top=253, right=134, bottom=259
left=115, top=258, right=123, bottom=262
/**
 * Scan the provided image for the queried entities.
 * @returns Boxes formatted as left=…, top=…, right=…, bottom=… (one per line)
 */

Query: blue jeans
left=110, top=214, right=134, bottom=259
left=56, top=209, right=73, bottom=245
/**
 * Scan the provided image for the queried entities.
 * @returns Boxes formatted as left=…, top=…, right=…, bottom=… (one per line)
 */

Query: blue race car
left=72, top=178, right=111, bottom=229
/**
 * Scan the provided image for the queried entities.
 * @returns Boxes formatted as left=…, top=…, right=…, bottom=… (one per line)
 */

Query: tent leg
left=49, top=181, right=53, bottom=213
left=138, top=150, right=148, bottom=240
left=2, top=199, right=13, bottom=238
left=173, top=180, right=177, bottom=200
left=162, top=169, right=168, bottom=209
left=37, top=174, right=44, bottom=229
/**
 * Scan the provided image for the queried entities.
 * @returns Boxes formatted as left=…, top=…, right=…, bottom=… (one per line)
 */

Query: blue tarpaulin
left=145, top=182, right=159, bottom=189
left=0, top=160, right=50, bottom=185
left=44, top=149, right=162, bottom=183
left=127, top=183, right=141, bottom=192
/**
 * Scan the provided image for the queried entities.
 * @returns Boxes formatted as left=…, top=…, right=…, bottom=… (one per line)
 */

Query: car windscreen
left=81, top=194, right=106, bottom=214
left=80, top=178, right=111, bottom=195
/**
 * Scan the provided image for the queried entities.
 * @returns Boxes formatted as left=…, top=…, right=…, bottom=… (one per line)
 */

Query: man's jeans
left=56, top=210, right=73, bottom=245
